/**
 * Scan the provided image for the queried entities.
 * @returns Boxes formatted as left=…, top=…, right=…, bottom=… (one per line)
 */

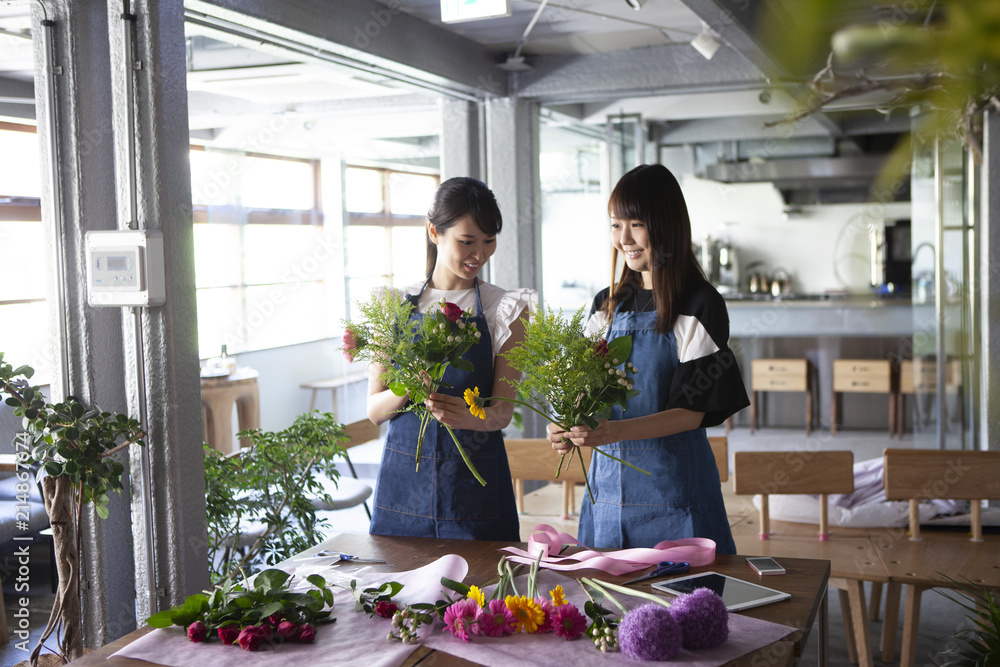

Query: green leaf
left=440, top=577, right=470, bottom=596
left=607, top=336, right=632, bottom=365
left=254, top=569, right=291, bottom=592
left=95, top=504, right=109, bottom=519
left=145, top=610, right=178, bottom=628
left=305, top=574, right=327, bottom=589
left=389, top=382, right=408, bottom=397
left=43, top=462, right=62, bottom=476
left=451, top=358, right=474, bottom=373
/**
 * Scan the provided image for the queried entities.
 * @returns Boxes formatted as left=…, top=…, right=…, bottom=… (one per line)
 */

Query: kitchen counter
left=724, top=294, right=921, bottom=337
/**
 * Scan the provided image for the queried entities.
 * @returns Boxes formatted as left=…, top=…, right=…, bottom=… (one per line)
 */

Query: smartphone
left=746, top=557, right=786, bottom=576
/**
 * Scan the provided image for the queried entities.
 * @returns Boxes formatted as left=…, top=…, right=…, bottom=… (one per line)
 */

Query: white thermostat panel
left=85, top=230, right=165, bottom=307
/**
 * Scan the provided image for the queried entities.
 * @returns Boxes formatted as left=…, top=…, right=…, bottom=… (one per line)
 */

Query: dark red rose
left=217, top=624, right=240, bottom=645
left=186, top=621, right=207, bottom=643
left=593, top=339, right=609, bottom=358
left=296, top=623, right=317, bottom=643
left=237, top=625, right=271, bottom=651
left=267, top=612, right=284, bottom=626
left=342, top=327, right=362, bottom=361
left=277, top=620, right=299, bottom=641
left=442, top=302, right=463, bottom=323
left=374, top=600, right=398, bottom=618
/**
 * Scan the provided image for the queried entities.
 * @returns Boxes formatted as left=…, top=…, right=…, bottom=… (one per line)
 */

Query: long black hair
left=425, top=177, right=503, bottom=278
left=603, top=164, right=703, bottom=334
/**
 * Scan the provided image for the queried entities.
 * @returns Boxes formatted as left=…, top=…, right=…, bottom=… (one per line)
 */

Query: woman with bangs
left=548, top=164, right=748, bottom=552
left=367, top=176, right=533, bottom=541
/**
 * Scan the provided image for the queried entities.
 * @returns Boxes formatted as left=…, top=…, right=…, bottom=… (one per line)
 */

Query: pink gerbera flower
left=442, top=598, right=482, bottom=642
left=534, top=597, right=556, bottom=633
left=481, top=599, right=516, bottom=637
left=552, top=604, right=588, bottom=640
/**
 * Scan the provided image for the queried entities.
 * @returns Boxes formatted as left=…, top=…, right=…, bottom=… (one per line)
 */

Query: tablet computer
left=650, top=572, right=791, bottom=612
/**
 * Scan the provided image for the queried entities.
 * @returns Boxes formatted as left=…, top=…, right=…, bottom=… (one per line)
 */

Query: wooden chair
left=895, top=359, right=963, bottom=438
left=878, top=449, right=1000, bottom=667
left=733, top=451, right=883, bottom=667
left=708, top=436, right=728, bottom=482
left=505, top=439, right=592, bottom=519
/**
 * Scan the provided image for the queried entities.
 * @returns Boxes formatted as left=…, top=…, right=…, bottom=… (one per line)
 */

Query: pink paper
left=500, top=524, right=717, bottom=575
left=422, top=569, right=796, bottom=667
left=112, top=555, right=469, bottom=667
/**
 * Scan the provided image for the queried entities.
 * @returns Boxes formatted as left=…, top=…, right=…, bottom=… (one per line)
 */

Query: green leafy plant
left=205, top=411, right=348, bottom=583
left=933, top=575, right=1000, bottom=666
left=465, top=306, right=647, bottom=501
left=0, top=353, right=145, bottom=664
left=342, top=290, right=486, bottom=484
left=146, top=568, right=335, bottom=650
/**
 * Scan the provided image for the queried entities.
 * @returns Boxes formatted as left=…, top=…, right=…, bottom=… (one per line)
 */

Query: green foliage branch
left=933, top=574, right=1000, bottom=666
left=205, top=411, right=348, bottom=583
left=0, top=352, right=145, bottom=519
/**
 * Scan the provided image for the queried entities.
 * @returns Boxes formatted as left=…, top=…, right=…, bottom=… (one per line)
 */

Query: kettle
left=770, top=267, right=793, bottom=297
left=746, top=261, right=769, bottom=294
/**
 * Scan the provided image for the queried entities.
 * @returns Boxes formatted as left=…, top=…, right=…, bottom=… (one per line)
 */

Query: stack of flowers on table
left=463, top=305, right=647, bottom=498
left=351, top=554, right=730, bottom=662
left=146, top=569, right=333, bottom=651
left=341, top=289, right=487, bottom=484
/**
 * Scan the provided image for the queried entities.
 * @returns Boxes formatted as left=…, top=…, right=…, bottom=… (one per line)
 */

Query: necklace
left=636, top=289, right=654, bottom=312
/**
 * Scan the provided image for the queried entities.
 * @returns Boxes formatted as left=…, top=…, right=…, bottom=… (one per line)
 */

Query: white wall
left=681, top=176, right=911, bottom=295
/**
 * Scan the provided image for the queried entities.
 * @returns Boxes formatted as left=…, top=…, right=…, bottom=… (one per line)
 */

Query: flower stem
left=585, top=578, right=673, bottom=609
left=414, top=411, right=430, bottom=472
left=443, top=423, right=486, bottom=486
left=577, top=447, right=595, bottom=504
left=580, top=578, right=628, bottom=615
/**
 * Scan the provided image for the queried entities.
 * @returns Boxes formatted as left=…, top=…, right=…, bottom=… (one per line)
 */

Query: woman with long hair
left=549, top=164, right=748, bottom=552
left=367, top=176, right=533, bottom=540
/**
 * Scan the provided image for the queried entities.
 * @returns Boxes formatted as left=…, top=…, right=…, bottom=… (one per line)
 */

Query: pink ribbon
left=499, top=524, right=716, bottom=576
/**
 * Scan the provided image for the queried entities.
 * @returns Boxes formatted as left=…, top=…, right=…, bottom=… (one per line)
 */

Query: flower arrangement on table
left=146, top=569, right=334, bottom=651
left=341, top=289, right=486, bottom=484
left=353, top=555, right=730, bottom=661
left=463, top=305, right=647, bottom=499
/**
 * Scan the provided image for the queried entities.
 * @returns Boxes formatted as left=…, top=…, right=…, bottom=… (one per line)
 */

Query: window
left=344, top=167, right=437, bottom=317
left=0, top=125, right=52, bottom=383
left=192, top=150, right=332, bottom=357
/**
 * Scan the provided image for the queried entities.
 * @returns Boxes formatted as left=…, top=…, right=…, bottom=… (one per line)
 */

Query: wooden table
left=70, top=533, right=830, bottom=667
left=200, top=369, right=260, bottom=453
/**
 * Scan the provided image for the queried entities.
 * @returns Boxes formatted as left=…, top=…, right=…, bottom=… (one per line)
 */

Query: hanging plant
left=0, top=353, right=145, bottom=666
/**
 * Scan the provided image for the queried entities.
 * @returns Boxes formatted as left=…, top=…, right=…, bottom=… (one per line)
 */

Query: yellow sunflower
left=464, top=386, right=486, bottom=420
left=505, top=594, right=545, bottom=634
left=467, top=584, right=485, bottom=607
left=549, top=584, right=568, bottom=607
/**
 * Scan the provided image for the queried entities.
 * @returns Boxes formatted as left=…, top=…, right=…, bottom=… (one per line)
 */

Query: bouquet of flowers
left=341, top=289, right=487, bottom=484
left=463, top=305, right=647, bottom=499
left=147, top=569, right=334, bottom=651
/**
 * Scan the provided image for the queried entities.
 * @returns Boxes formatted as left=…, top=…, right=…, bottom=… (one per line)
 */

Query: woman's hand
left=560, top=420, right=616, bottom=449
left=548, top=422, right=574, bottom=455
left=424, top=392, right=479, bottom=430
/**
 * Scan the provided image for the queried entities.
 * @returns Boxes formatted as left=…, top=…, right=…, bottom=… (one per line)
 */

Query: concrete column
left=440, top=99, right=481, bottom=181
left=31, top=0, right=206, bottom=646
left=980, top=110, right=1000, bottom=452
left=485, top=96, right=541, bottom=296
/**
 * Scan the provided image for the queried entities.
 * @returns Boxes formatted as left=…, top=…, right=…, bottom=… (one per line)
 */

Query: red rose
left=237, top=625, right=271, bottom=651
left=267, top=612, right=284, bottom=627
left=296, top=623, right=317, bottom=643
left=186, top=621, right=207, bottom=643
left=277, top=620, right=299, bottom=640
left=374, top=600, right=398, bottom=618
left=442, top=302, right=463, bottom=323
left=217, top=625, right=240, bottom=645
left=593, top=339, right=609, bottom=358
left=342, top=327, right=361, bottom=361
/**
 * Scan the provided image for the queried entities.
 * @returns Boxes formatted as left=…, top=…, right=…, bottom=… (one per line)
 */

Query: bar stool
left=201, top=368, right=260, bottom=453
left=749, top=358, right=812, bottom=435
left=831, top=359, right=893, bottom=436
left=895, top=358, right=963, bottom=438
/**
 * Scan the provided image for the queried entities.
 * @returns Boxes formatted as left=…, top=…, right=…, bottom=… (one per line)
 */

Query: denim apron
left=577, top=304, right=736, bottom=553
left=369, top=278, right=519, bottom=541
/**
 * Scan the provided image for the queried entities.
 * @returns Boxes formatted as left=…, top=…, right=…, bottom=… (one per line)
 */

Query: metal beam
left=515, top=43, right=766, bottom=104
left=185, top=0, right=507, bottom=98
left=981, top=109, right=1000, bottom=452
left=0, top=74, right=35, bottom=120
left=654, top=114, right=836, bottom=144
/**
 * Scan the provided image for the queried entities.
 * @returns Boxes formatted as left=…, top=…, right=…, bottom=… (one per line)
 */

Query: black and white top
left=586, top=276, right=749, bottom=428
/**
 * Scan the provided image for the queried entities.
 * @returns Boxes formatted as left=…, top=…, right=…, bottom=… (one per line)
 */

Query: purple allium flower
left=552, top=604, right=587, bottom=640
left=670, top=587, right=730, bottom=649
left=617, top=603, right=682, bottom=661
left=481, top=599, right=516, bottom=637
left=533, top=597, right=556, bottom=633
left=443, top=598, right=482, bottom=642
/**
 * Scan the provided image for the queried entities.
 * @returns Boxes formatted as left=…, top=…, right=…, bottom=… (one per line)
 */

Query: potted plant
left=205, top=410, right=350, bottom=583
left=0, top=353, right=145, bottom=666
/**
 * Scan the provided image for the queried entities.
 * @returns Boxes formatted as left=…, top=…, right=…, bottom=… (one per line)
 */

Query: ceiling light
left=690, top=22, right=721, bottom=60
left=625, top=0, right=644, bottom=10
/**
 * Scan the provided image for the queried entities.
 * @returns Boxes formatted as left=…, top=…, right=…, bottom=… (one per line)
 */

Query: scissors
left=305, top=550, right=385, bottom=564
left=621, top=561, right=690, bottom=585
